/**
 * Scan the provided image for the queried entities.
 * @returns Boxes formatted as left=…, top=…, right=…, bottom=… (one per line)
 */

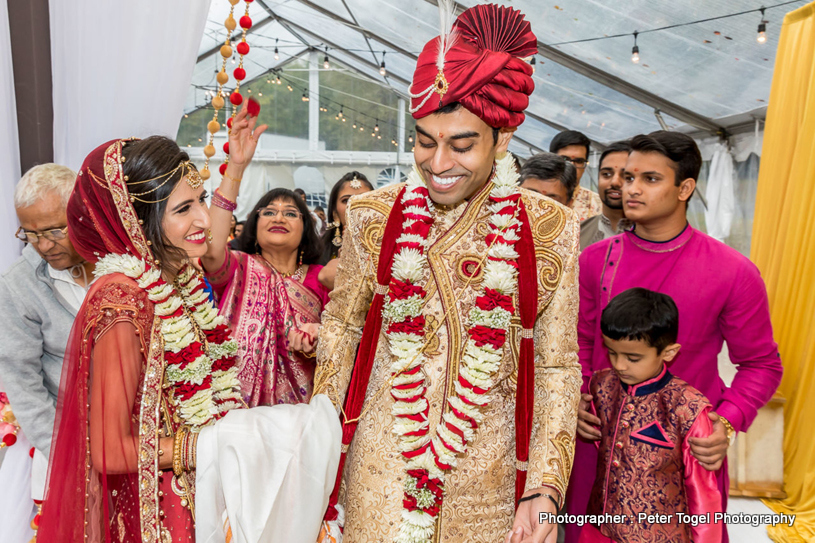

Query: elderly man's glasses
left=258, top=207, right=302, bottom=220
left=15, top=226, right=68, bottom=244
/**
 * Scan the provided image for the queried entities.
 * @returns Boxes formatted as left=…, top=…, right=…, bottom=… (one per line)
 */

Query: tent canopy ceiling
left=190, top=0, right=800, bottom=149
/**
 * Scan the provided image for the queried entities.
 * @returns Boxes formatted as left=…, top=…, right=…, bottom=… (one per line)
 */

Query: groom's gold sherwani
left=315, top=181, right=581, bottom=542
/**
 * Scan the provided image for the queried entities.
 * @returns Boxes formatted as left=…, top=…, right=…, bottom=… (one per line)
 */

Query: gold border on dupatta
left=103, top=140, right=154, bottom=261
left=138, top=315, right=165, bottom=542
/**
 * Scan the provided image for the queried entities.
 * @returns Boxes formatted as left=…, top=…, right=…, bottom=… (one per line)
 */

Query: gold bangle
left=719, top=415, right=735, bottom=444
left=185, top=431, right=198, bottom=471
left=173, top=427, right=187, bottom=477
left=223, top=172, right=241, bottom=184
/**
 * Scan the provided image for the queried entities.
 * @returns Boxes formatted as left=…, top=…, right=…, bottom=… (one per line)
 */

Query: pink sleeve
left=578, top=248, right=600, bottom=393
left=716, top=262, right=782, bottom=432
left=204, top=247, right=241, bottom=299
left=683, top=405, right=724, bottom=543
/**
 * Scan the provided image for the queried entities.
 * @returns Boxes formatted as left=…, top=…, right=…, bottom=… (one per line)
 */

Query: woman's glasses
left=258, top=207, right=302, bottom=220
left=15, top=226, right=68, bottom=244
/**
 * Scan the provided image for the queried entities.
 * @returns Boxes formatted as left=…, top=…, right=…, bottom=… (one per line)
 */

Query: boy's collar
left=621, top=364, right=673, bottom=397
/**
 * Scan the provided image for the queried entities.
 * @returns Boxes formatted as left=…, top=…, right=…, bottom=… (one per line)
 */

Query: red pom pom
left=2, top=433, right=17, bottom=446
left=219, top=163, right=228, bottom=175
left=227, top=117, right=233, bottom=129
left=239, top=15, right=253, bottom=29
left=247, top=97, right=261, bottom=117
left=236, top=41, right=250, bottom=56
left=32, top=514, right=40, bottom=528
left=233, top=67, right=246, bottom=81
left=223, top=142, right=230, bottom=154
left=29, top=447, right=35, bottom=458
left=244, top=0, right=253, bottom=2
left=230, top=92, right=243, bottom=106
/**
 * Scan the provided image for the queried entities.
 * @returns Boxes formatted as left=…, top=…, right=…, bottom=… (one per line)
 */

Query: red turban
left=410, top=4, right=537, bottom=128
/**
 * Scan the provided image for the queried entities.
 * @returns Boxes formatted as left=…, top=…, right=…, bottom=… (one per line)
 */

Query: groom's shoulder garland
left=385, top=153, right=523, bottom=543
left=95, top=255, right=242, bottom=429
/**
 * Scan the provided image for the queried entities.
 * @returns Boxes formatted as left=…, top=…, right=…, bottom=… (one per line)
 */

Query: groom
left=315, top=4, right=581, bottom=543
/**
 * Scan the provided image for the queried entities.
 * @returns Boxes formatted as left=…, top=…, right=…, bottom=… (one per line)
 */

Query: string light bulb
left=302, top=91, right=309, bottom=102
left=323, top=48, right=330, bottom=70
left=379, top=52, right=387, bottom=76
left=631, top=31, right=640, bottom=64
left=408, top=132, right=413, bottom=143
left=757, top=8, right=767, bottom=44
left=287, top=84, right=293, bottom=92
left=274, top=39, right=280, bottom=60
left=338, top=107, right=344, bottom=118
left=530, top=56, right=536, bottom=74
left=276, top=75, right=282, bottom=85
left=374, top=121, right=379, bottom=132
left=352, top=120, right=357, bottom=128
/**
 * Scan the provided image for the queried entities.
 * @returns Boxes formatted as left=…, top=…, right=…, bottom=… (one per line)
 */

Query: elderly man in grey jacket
left=0, top=164, right=94, bottom=463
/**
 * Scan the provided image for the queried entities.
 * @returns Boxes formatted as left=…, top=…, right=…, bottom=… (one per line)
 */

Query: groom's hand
left=505, top=488, right=558, bottom=543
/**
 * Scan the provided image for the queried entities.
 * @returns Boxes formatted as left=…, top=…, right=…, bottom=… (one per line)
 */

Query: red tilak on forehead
left=634, top=168, right=639, bottom=172
left=438, top=132, right=444, bottom=139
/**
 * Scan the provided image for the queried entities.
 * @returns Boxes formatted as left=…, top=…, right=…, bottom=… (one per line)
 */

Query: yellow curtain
left=751, top=3, right=815, bottom=542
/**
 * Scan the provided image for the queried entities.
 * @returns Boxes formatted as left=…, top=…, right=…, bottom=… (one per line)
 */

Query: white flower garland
left=385, top=153, right=523, bottom=543
left=95, top=255, right=242, bottom=428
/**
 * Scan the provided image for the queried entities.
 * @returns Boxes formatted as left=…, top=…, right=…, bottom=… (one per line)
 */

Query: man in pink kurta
left=565, top=131, right=782, bottom=542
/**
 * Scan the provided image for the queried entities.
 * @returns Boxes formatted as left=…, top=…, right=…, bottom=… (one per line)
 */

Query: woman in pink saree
left=38, top=104, right=265, bottom=542
left=202, top=188, right=329, bottom=407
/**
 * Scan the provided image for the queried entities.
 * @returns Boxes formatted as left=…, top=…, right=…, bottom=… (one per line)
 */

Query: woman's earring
left=298, top=250, right=303, bottom=267
left=206, top=229, right=213, bottom=244
left=332, top=224, right=343, bottom=247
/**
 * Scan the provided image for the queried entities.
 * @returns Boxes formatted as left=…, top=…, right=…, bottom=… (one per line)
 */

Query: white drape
left=49, top=0, right=212, bottom=171
left=704, top=142, right=736, bottom=242
left=0, top=1, right=21, bottom=271
left=195, top=394, right=341, bottom=543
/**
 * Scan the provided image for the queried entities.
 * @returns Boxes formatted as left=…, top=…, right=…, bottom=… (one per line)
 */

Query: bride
left=38, top=103, right=339, bottom=542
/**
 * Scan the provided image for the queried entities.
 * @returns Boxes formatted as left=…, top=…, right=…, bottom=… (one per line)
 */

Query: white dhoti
left=195, top=394, right=341, bottom=543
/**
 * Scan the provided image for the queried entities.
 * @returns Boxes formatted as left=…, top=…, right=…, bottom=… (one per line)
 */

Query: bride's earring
left=332, top=223, right=342, bottom=247
left=206, top=229, right=213, bottom=244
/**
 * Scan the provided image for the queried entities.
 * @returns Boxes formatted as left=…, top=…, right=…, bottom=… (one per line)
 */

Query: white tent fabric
left=49, top=0, right=213, bottom=171
left=705, top=142, right=736, bottom=241
left=0, top=0, right=21, bottom=271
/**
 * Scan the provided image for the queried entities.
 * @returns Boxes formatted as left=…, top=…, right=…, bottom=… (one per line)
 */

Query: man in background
left=550, top=130, right=602, bottom=221
left=0, top=164, right=94, bottom=538
left=519, top=152, right=578, bottom=208
left=579, top=140, right=632, bottom=250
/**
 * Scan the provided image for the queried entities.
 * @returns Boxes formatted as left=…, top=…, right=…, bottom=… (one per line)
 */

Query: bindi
left=438, top=132, right=444, bottom=139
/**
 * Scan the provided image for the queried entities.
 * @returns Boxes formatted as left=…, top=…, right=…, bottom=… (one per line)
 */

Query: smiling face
left=16, top=192, right=85, bottom=270
left=334, top=181, right=372, bottom=226
left=603, top=335, right=680, bottom=386
left=622, top=151, right=695, bottom=225
left=598, top=151, right=628, bottom=210
left=160, top=178, right=211, bottom=265
left=255, top=197, right=304, bottom=256
left=413, top=107, right=513, bottom=206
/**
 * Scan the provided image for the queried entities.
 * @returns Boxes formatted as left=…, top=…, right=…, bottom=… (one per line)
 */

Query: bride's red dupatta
left=39, top=140, right=191, bottom=542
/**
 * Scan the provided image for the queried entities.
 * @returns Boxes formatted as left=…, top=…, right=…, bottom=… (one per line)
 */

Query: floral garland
left=384, top=153, right=522, bottom=543
left=95, top=255, right=242, bottom=428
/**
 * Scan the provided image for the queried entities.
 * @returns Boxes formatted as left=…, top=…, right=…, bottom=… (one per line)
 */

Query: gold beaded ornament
left=127, top=161, right=203, bottom=204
